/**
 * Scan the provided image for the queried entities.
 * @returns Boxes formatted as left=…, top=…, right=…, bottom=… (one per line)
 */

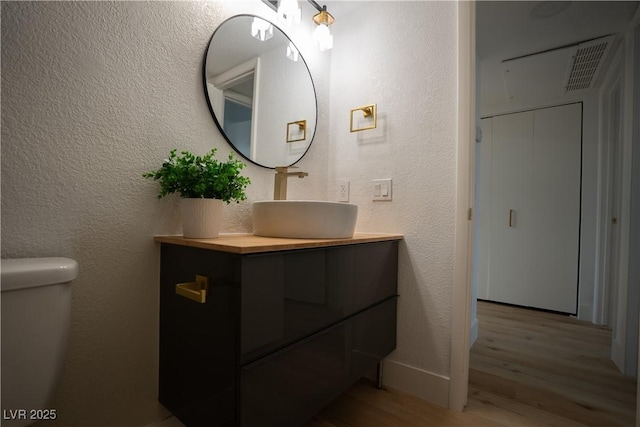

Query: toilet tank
left=1, top=257, right=78, bottom=426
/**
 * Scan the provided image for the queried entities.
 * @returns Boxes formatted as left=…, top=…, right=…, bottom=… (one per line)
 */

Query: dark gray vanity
left=156, top=233, right=401, bottom=427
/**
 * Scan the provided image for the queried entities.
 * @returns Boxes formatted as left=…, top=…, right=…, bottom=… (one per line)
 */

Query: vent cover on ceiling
left=563, top=35, right=615, bottom=93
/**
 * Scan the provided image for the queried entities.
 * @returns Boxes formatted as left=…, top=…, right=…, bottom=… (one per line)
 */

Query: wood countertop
left=154, top=232, right=403, bottom=254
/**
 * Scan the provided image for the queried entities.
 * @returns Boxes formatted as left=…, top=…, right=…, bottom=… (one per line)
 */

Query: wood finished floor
left=305, top=301, right=636, bottom=427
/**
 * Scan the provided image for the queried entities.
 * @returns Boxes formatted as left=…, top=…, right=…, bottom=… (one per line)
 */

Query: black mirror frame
left=202, top=14, right=318, bottom=169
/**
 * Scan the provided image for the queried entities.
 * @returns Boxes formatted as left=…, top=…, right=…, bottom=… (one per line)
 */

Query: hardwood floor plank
left=469, top=367, right=518, bottom=399
left=308, top=380, right=505, bottom=427
left=467, top=385, right=587, bottom=427
left=316, top=392, right=424, bottom=427
left=470, top=363, right=634, bottom=426
left=514, top=381, right=633, bottom=427
left=469, top=301, right=636, bottom=427
left=341, top=381, right=498, bottom=427
left=470, top=353, right=636, bottom=403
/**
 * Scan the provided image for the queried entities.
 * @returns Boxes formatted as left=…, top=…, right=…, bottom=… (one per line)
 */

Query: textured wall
left=1, top=1, right=328, bottom=425
left=328, top=1, right=458, bottom=380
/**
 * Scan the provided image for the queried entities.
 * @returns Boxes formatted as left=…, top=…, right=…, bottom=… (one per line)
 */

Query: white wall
left=328, top=1, right=458, bottom=406
left=0, top=2, right=329, bottom=426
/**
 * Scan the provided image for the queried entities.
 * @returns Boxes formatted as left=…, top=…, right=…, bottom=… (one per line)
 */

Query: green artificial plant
left=143, top=149, right=251, bottom=203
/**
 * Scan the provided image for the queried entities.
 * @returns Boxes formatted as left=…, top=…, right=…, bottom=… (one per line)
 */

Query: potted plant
left=143, top=148, right=251, bottom=238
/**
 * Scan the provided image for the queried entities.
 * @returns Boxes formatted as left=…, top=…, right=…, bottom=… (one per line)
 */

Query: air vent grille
left=564, top=36, right=614, bottom=93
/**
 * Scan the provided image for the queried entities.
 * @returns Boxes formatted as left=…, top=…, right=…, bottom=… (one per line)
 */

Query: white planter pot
left=179, top=198, right=223, bottom=239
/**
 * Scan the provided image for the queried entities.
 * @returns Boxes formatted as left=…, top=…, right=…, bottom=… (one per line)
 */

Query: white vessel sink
left=253, top=200, right=358, bottom=239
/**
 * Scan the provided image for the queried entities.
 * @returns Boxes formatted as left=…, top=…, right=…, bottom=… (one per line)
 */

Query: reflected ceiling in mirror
left=204, top=15, right=317, bottom=169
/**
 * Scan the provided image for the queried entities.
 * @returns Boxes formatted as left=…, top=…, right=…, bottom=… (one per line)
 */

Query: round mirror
left=204, top=15, right=317, bottom=169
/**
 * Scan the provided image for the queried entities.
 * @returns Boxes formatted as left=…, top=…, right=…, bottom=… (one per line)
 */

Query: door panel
left=486, top=104, right=582, bottom=314
left=530, top=104, right=581, bottom=313
left=489, top=111, right=534, bottom=307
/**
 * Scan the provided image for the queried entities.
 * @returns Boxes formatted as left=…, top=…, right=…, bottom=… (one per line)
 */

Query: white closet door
left=487, top=103, right=581, bottom=314
left=489, top=111, right=534, bottom=309
left=529, top=104, right=581, bottom=313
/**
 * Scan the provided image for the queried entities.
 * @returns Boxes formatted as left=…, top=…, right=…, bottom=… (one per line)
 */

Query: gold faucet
left=274, top=166, right=308, bottom=200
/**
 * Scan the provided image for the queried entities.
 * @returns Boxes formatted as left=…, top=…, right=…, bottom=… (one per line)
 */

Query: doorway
left=476, top=104, right=582, bottom=315
left=598, top=41, right=638, bottom=377
left=450, top=2, right=637, bottom=420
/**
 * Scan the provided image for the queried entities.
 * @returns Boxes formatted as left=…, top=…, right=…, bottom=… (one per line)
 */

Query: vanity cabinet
left=156, top=234, right=401, bottom=427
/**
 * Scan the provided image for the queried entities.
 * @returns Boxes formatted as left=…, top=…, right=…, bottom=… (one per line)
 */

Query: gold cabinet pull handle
left=175, top=275, right=209, bottom=303
left=509, top=209, right=514, bottom=227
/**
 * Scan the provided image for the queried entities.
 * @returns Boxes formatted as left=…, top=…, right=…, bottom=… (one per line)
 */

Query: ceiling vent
left=563, top=35, right=615, bottom=93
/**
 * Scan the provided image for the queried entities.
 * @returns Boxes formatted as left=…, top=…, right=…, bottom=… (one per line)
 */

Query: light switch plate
left=337, top=181, right=350, bottom=202
left=372, top=178, right=392, bottom=201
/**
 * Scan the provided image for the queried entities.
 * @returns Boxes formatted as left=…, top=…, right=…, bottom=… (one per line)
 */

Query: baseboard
left=470, top=318, right=479, bottom=348
left=382, top=359, right=450, bottom=408
left=578, top=302, right=595, bottom=323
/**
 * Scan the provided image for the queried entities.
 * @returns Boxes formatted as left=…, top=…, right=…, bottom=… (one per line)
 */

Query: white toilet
left=1, top=257, right=78, bottom=426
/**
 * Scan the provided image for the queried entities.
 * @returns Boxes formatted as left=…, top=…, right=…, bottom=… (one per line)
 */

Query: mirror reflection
left=204, top=15, right=317, bottom=169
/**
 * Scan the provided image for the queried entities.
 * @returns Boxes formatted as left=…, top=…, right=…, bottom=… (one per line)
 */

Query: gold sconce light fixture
left=265, top=1, right=335, bottom=51
left=350, top=104, right=377, bottom=132
left=286, top=119, right=307, bottom=143
left=312, top=6, right=334, bottom=51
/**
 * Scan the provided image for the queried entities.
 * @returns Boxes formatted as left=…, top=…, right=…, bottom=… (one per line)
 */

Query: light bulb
left=286, top=42, right=300, bottom=62
left=251, top=17, right=273, bottom=41
left=313, top=23, right=333, bottom=51
left=277, top=0, right=301, bottom=27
